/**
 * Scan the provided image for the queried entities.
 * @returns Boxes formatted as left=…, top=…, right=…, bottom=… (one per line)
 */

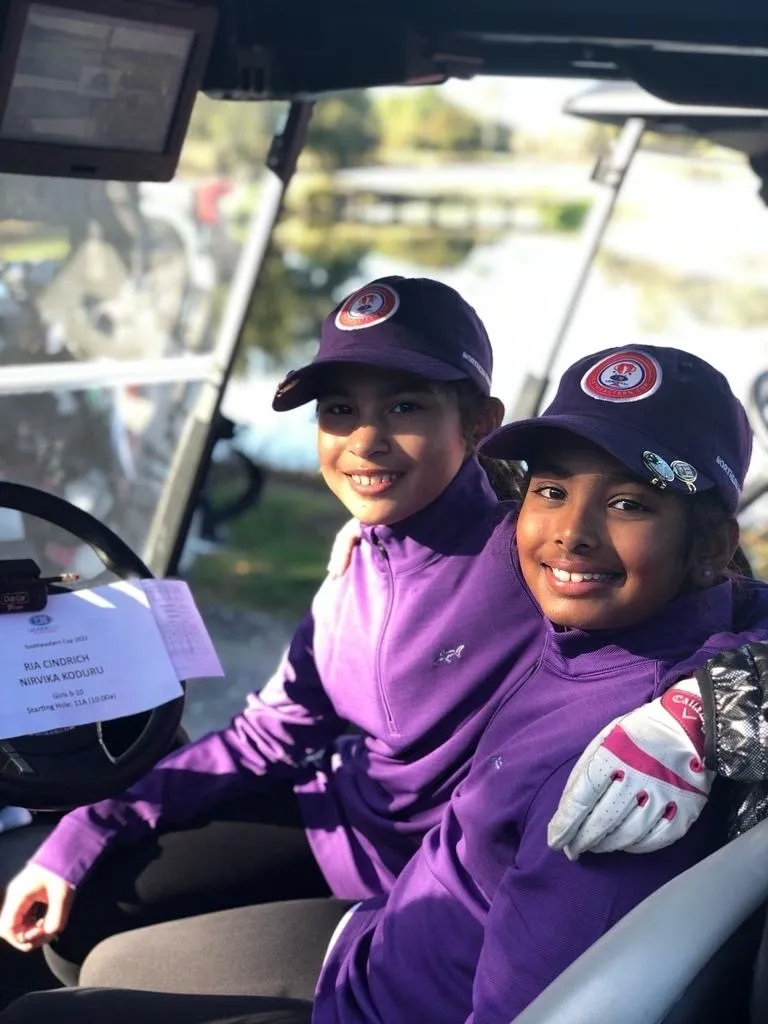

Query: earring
left=701, top=567, right=714, bottom=582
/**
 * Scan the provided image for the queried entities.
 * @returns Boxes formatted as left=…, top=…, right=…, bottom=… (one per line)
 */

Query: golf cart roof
left=5, top=0, right=768, bottom=182
left=564, top=82, right=768, bottom=158
left=200, top=0, right=768, bottom=114
left=8, top=1, right=768, bottom=106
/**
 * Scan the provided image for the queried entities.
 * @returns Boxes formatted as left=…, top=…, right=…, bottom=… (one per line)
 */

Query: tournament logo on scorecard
left=335, top=284, right=400, bottom=331
left=581, top=351, right=662, bottom=403
left=29, top=614, right=57, bottom=634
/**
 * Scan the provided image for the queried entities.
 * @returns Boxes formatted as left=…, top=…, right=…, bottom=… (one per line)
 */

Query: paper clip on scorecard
left=0, top=560, right=224, bottom=741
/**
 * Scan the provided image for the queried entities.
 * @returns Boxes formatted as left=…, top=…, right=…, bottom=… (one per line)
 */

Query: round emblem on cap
left=642, top=451, right=675, bottom=489
left=671, top=460, right=698, bottom=493
left=581, top=351, right=662, bottom=403
left=335, top=284, right=400, bottom=332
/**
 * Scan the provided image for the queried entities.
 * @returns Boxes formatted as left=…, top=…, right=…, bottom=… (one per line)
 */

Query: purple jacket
left=315, top=572, right=768, bottom=1023
left=31, top=458, right=547, bottom=896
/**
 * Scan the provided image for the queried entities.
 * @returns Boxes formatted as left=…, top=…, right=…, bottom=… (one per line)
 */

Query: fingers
left=560, top=781, right=640, bottom=860
left=584, top=802, right=667, bottom=856
left=0, top=868, right=75, bottom=953
left=547, top=727, right=619, bottom=850
left=624, top=799, right=706, bottom=855
left=0, top=890, right=47, bottom=951
left=42, top=884, right=74, bottom=940
left=564, top=789, right=708, bottom=859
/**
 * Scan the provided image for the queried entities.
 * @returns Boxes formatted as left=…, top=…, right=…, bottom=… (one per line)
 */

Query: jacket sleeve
left=696, top=643, right=768, bottom=783
left=467, top=760, right=721, bottom=1023
left=30, top=605, right=347, bottom=889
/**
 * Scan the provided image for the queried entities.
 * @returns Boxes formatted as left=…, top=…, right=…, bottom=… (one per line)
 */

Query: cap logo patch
left=335, top=284, right=400, bottom=331
left=581, top=351, right=662, bottom=403
left=643, top=451, right=675, bottom=489
left=671, top=460, right=698, bottom=493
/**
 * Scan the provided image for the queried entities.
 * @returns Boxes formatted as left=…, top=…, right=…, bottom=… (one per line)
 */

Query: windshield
left=5, top=82, right=768, bottom=591
left=0, top=94, right=286, bottom=579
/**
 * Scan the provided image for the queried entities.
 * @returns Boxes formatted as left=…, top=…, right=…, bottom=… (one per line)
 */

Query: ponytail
left=478, top=454, right=526, bottom=502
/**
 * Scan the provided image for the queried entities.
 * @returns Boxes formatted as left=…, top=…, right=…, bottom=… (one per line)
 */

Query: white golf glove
left=548, top=677, right=714, bottom=860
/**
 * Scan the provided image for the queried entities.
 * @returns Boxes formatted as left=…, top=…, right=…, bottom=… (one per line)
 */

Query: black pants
left=2, top=899, right=353, bottom=1024
left=0, top=991, right=313, bottom=1024
left=45, top=781, right=332, bottom=987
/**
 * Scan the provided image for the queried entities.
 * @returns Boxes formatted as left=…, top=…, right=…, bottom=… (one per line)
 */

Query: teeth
left=350, top=473, right=399, bottom=487
left=550, top=567, right=615, bottom=583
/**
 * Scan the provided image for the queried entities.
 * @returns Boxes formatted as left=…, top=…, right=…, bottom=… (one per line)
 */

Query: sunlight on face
left=516, top=434, right=689, bottom=630
left=316, top=365, right=468, bottom=527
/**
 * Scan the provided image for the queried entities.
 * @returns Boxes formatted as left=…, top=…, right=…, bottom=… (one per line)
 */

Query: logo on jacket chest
left=434, top=644, right=466, bottom=666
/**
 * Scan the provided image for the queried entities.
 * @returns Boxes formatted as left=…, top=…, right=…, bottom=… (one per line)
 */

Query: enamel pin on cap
left=642, top=451, right=675, bottom=490
left=671, top=460, right=698, bottom=493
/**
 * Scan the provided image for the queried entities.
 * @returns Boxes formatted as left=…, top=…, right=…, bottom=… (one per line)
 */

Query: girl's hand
left=548, top=678, right=714, bottom=860
left=0, top=863, right=76, bottom=951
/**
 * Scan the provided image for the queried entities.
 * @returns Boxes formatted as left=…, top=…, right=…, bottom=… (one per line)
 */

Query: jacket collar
left=359, top=457, right=502, bottom=572
left=545, top=582, right=734, bottom=676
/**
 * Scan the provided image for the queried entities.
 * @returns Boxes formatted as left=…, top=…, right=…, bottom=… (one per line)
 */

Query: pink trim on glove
left=602, top=727, right=709, bottom=797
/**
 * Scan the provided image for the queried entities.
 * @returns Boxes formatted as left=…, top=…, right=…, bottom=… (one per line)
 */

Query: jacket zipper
left=374, top=537, right=398, bottom=734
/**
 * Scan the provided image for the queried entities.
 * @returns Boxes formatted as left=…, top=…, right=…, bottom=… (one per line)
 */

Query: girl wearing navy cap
left=5, top=345, right=768, bottom=1024
left=0, top=276, right=544, bottom=983
left=306, top=344, right=768, bottom=1024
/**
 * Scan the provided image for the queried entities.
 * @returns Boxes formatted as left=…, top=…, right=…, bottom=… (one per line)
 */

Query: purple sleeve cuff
left=28, top=811, right=123, bottom=889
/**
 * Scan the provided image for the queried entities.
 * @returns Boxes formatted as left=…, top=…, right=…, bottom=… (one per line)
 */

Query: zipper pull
left=370, top=529, right=389, bottom=560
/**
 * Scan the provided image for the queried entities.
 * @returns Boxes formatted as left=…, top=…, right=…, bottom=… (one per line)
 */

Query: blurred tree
left=539, top=200, right=590, bottom=232
left=377, top=88, right=485, bottom=154
left=190, top=88, right=501, bottom=370
left=184, top=95, right=279, bottom=174
left=304, top=93, right=381, bottom=170
left=372, top=230, right=476, bottom=268
left=230, top=240, right=368, bottom=374
left=185, top=91, right=380, bottom=175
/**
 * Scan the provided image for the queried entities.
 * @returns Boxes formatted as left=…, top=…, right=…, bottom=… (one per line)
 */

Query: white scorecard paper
left=0, top=579, right=225, bottom=740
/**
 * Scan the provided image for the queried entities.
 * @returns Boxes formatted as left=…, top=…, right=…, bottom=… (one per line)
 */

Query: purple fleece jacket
left=314, top=572, right=768, bottom=1022
left=31, top=457, right=546, bottom=898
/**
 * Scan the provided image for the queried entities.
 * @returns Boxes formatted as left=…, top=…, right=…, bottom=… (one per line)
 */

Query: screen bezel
left=0, top=0, right=218, bottom=181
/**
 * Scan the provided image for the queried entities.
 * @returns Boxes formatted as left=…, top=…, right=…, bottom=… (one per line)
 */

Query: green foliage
left=304, top=92, right=381, bottom=170
left=377, top=88, right=485, bottom=154
left=539, top=200, right=590, bottom=232
left=187, top=476, right=349, bottom=618
left=231, top=239, right=368, bottom=373
left=371, top=229, right=476, bottom=268
left=185, top=94, right=278, bottom=173
left=185, top=88, right=555, bottom=367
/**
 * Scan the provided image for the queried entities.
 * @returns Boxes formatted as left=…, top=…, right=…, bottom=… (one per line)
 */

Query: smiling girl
left=307, top=345, right=768, bottom=1023
left=0, top=276, right=544, bottom=986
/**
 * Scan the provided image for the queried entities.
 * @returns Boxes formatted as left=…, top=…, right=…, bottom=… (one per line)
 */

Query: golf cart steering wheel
left=0, top=481, right=185, bottom=810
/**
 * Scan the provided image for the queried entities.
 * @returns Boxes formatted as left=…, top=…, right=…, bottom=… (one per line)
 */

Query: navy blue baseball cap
left=272, top=276, right=493, bottom=411
left=480, top=345, right=752, bottom=513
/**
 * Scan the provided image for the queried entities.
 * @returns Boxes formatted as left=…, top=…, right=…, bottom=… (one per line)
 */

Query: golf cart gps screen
left=1, top=3, right=194, bottom=152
